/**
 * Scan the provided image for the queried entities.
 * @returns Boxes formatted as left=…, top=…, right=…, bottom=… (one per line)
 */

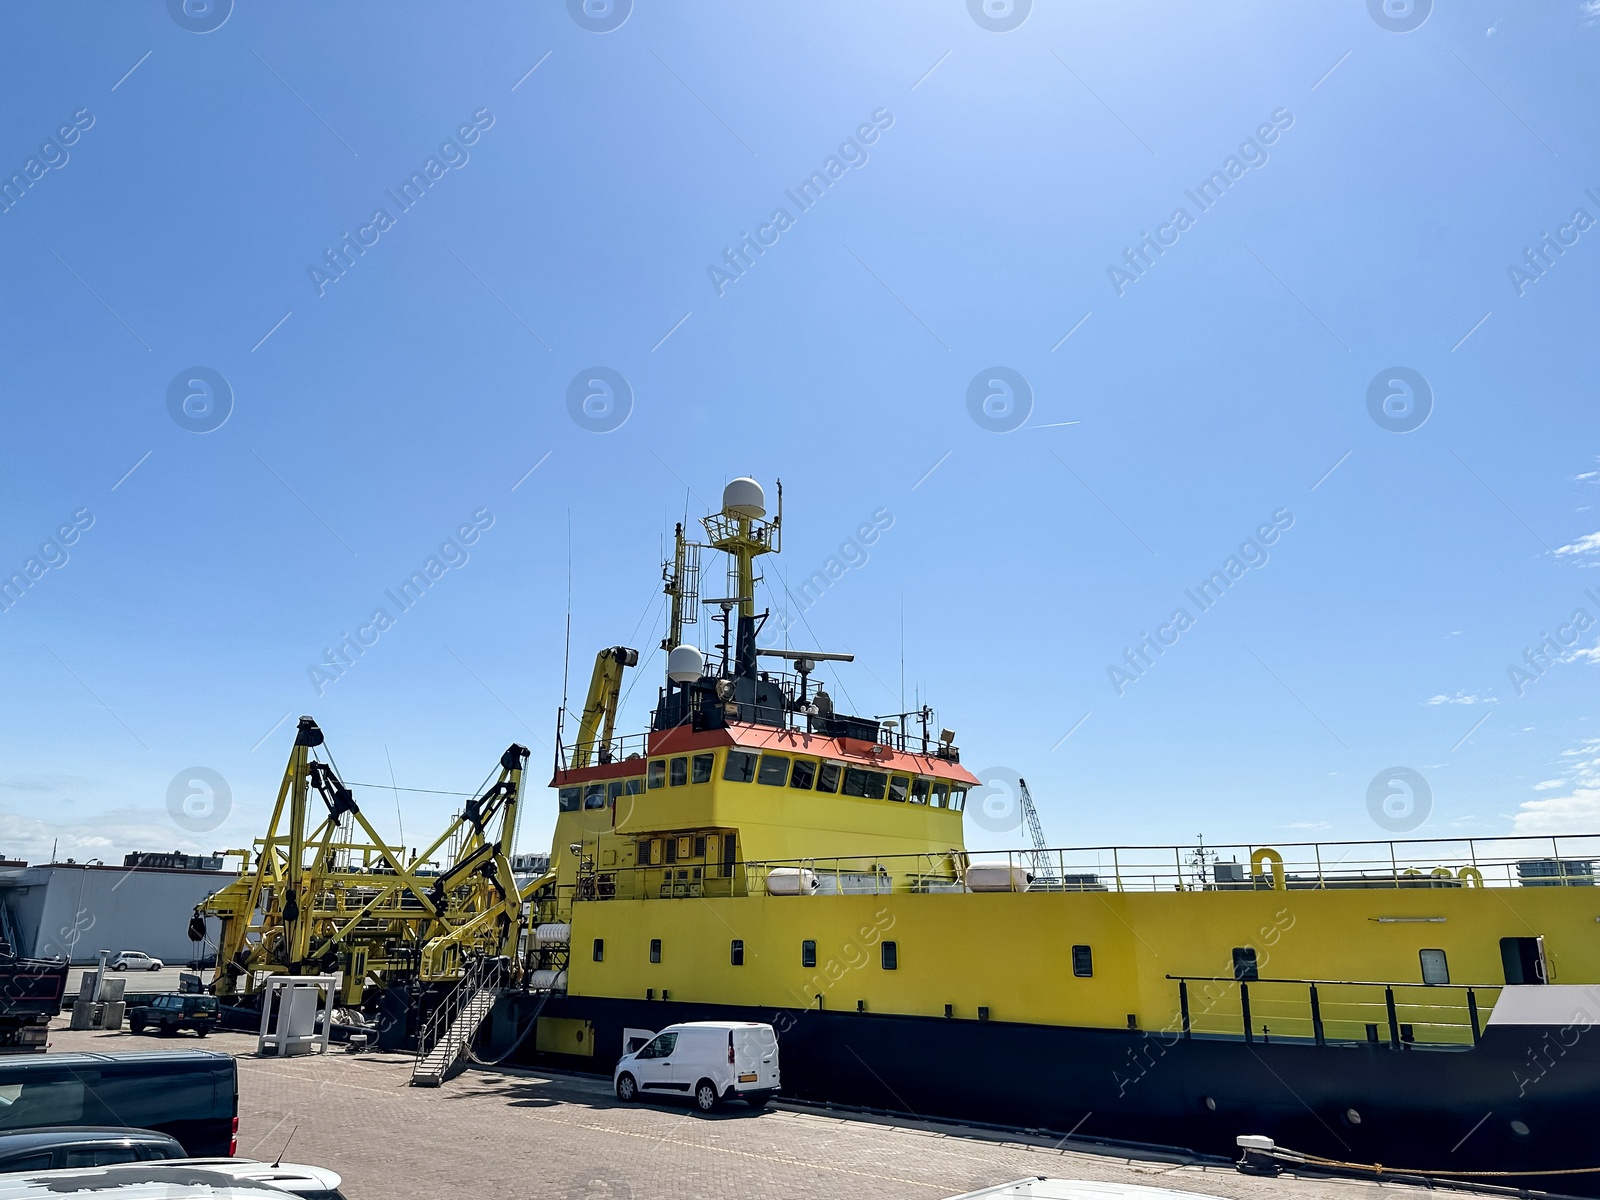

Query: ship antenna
left=561, top=510, right=572, bottom=729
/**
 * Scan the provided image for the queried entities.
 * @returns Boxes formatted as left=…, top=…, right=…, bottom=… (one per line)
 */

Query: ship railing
left=1164, top=973, right=1502, bottom=1048
left=556, top=731, right=651, bottom=771
left=747, top=834, right=1600, bottom=894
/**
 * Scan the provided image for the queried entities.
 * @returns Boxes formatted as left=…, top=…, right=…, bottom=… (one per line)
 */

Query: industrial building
left=0, top=853, right=235, bottom=965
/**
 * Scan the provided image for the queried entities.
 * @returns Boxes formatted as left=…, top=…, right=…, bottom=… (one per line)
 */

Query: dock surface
left=45, top=1019, right=1467, bottom=1200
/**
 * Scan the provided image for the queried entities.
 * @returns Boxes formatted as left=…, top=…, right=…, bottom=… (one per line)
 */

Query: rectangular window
left=816, top=762, right=841, bottom=793
left=888, top=775, right=910, bottom=802
left=593, top=938, right=604, bottom=962
left=802, top=939, right=817, bottom=968
left=647, top=760, right=666, bottom=789
left=1232, top=947, right=1259, bottom=981
left=607, top=780, right=623, bottom=803
left=932, top=782, right=949, bottom=808
left=722, top=833, right=737, bottom=877
left=1420, top=948, right=1449, bottom=985
left=948, top=786, right=967, bottom=812
left=910, top=778, right=931, bottom=805
left=757, top=754, right=790, bottom=786
left=1071, top=945, right=1093, bottom=977
left=583, top=784, right=606, bottom=809
left=730, top=939, right=744, bottom=966
left=649, top=938, right=661, bottom=964
left=558, top=787, right=581, bottom=812
left=724, top=750, right=757, bottom=783
left=637, top=839, right=652, bottom=866
left=664, top=838, right=678, bottom=864
left=693, top=835, right=706, bottom=858
left=842, top=768, right=887, bottom=799
left=881, top=941, right=898, bottom=970
left=624, top=776, right=644, bottom=795
left=790, top=759, right=817, bottom=790
left=669, top=756, right=688, bottom=786
left=691, top=753, right=714, bottom=784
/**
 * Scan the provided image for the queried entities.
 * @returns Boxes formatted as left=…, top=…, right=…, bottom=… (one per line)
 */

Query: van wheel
left=694, top=1080, right=718, bottom=1113
left=615, top=1073, right=637, bottom=1102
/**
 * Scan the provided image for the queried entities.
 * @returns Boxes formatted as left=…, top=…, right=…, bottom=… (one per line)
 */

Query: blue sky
left=1, top=0, right=1598, bottom=869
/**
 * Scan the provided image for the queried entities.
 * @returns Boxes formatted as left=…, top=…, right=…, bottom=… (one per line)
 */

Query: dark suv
left=128, top=994, right=217, bottom=1037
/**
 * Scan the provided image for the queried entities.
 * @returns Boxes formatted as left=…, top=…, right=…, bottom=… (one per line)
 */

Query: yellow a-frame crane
left=195, top=717, right=530, bottom=1004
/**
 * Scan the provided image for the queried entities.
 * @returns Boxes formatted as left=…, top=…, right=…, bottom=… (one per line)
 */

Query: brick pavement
left=45, top=1020, right=1442, bottom=1200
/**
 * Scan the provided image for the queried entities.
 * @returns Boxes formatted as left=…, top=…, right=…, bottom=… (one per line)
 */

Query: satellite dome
left=666, top=643, right=706, bottom=684
left=722, top=477, right=765, bottom=519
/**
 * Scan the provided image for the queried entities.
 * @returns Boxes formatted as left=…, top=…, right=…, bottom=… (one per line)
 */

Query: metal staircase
left=409, top=956, right=509, bottom=1087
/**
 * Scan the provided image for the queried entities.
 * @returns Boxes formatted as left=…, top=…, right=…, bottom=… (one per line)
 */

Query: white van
left=613, top=1021, right=780, bottom=1112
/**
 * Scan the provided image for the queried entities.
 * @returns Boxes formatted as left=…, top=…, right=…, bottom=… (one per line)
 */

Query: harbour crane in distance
left=1017, top=777, right=1058, bottom=882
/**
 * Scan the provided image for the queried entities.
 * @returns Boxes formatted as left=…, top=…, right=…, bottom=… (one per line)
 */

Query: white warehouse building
left=0, top=855, right=237, bottom=966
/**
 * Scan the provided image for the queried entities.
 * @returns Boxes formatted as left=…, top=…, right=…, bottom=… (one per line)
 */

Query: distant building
left=511, top=852, right=550, bottom=889
left=0, top=856, right=236, bottom=965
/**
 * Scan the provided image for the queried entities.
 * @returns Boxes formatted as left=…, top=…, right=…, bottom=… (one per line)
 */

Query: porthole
left=1510, top=1120, right=1530, bottom=1137
left=1203, top=1097, right=1217, bottom=1112
left=1345, top=1108, right=1362, bottom=1126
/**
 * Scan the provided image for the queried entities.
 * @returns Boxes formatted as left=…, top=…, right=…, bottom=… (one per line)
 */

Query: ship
left=505, top=476, right=1600, bottom=1193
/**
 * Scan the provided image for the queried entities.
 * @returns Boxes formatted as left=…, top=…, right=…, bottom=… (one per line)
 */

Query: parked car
left=613, top=1021, right=779, bottom=1112
left=0, top=1164, right=283, bottom=1199
left=0, top=1127, right=184, bottom=1173
left=128, top=995, right=217, bottom=1038
left=109, top=953, right=163, bottom=972
left=179, top=1159, right=346, bottom=1199
left=0, top=1050, right=238, bottom=1156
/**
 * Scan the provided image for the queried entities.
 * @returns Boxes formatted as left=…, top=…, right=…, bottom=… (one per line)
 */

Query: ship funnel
left=722, top=477, right=765, bottom=520
left=666, top=643, right=705, bottom=683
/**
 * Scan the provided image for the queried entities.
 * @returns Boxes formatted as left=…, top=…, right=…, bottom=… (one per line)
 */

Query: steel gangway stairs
left=409, top=930, right=570, bottom=1087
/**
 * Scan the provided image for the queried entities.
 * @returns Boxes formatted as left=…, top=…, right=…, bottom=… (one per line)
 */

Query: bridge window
left=790, top=759, right=816, bottom=790
left=649, top=938, right=661, bottom=964
left=932, top=782, right=949, bottom=808
left=1420, top=949, right=1449, bottom=985
left=724, top=751, right=757, bottom=783
left=669, top=757, right=688, bottom=787
left=816, top=762, right=842, bottom=793
left=881, top=941, right=898, bottom=970
left=593, top=939, right=604, bottom=962
left=1232, top=947, right=1259, bottom=981
left=607, top=780, right=623, bottom=803
left=802, top=939, right=817, bottom=968
left=910, top=778, right=931, bottom=804
left=888, top=775, right=910, bottom=802
left=637, top=839, right=653, bottom=865
left=647, top=760, right=666, bottom=789
left=842, top=768, right=887, bottom=800
left=757, top=755, right=790, bottom=786
left=691, top=753, right=714, bottom=784
left=1072, top=945, right=1093, bottom=977
left=584, top=784, right=606, bottom=809
left=625, top=777, right=644, bottom=795
left=558, top=787, right=581, bottom=812
left=730, top=940, right=744, bottom=966
left=948, top=786, right=967, bottom=812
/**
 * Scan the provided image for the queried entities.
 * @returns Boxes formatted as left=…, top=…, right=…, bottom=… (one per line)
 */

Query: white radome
left=667, top=643, right=706, bottom=683
left=722, top=476, right=765, bottom=519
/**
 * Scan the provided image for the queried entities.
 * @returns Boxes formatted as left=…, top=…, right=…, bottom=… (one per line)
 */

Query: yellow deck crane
left=570, top=645, right=638, bottom=768
left=194, top=717, right=530, bottom=1005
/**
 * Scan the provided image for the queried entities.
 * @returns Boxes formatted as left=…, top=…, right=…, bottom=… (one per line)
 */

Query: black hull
left=495, top=993, right=1600, bottom=1197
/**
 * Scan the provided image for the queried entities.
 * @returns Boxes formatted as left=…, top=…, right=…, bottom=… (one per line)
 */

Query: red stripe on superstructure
left=552, top=722, right=977, bottom=787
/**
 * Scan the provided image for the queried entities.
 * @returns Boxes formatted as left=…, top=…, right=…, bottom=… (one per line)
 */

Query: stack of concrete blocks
left=67, top=972, right=127, bottom=1031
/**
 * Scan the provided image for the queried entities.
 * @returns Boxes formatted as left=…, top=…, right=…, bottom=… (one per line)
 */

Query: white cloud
left=1512, top=787, right=1600, bottom=835
left=1534, top=779, right=1565, bottom=790
left=1282, top=820, right=1331, bottom=830
left=1555, top=531, right=1600, bottom=556
left=0, top=807, right=217, bottom=866
left=1426, top=691, right=1498, bottom=706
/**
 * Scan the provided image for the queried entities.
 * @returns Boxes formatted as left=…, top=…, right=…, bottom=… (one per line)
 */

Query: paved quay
left=46, top=1019, right=1459, bottom=1200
